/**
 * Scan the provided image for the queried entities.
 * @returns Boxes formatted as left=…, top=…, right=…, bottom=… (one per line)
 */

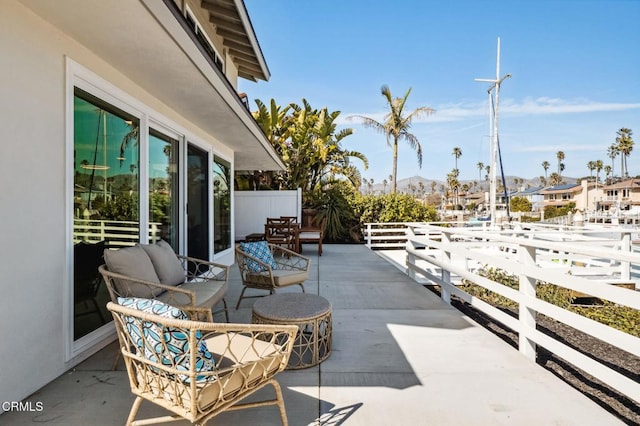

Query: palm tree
left=447, top=168, right=460, bottom=207
left=452, top=147, right=462, bottom=170
left=594, top=160, right=603, bottom=183
left=382, top=179, right=388, bottom=193
left=615, top=128, right=634, bottom=178
left=607, top=144, right=618, bottom=177
left=542, top=161, right=550, bottom=179
left=556, top=151, right=565, bottom=175
left=539, top=176, right=547, bottom=187
left=349, top=86, right=434, bottom=193
left=549, top=172, right=563, bottom=186
left=446, top=169, right=460, bottom=207
left=587, top=161, right=595, bottom=178
left=604, top=165, right=612, bottom=181
left=476, top=161, right=484, bottom=188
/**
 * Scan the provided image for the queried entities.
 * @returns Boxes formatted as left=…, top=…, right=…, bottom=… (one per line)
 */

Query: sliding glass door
left=213, top=156, right=231, bottom=253
left=149, top=129, right=180, bottom=250
left=187, top=144, right=209, bottom=260
left=72, top=88, right=139, bottom=340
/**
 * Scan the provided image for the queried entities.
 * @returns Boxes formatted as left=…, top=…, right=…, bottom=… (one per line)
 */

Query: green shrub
left=306, top=181, right=359, bottom=243
left=520, top=215, right=541, bottom=223
left=544, top=202, right=576, bottom=219
left=306, top=188, right=441, bottom=243
left=461, top=266, right=639, bottom=337
left=510, top=196, right=532, bottom=212
left=354, top=193, right=439, bottom=224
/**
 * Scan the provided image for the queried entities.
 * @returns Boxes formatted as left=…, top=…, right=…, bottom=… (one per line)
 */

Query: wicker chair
left=99, top=242, right=229, bottom=322
left=235, top=243, right=310, bottom=309
left=107, top=301, right=298, bottom=425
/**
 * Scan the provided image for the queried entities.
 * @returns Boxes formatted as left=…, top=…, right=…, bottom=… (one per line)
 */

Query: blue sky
left=238, top=0, right=640, bottom=183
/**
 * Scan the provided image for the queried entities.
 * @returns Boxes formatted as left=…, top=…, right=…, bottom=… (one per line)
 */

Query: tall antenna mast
left=475, top=37, right=511, bottom=227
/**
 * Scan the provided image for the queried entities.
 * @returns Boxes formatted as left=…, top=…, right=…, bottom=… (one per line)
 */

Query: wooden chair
left=265, top=218, right=298, bottom=252
left=235, top=242, right=310, bottom=309
left=107, top=301, right=298, bottom=425
left=298, top=209, right=325, bottom=256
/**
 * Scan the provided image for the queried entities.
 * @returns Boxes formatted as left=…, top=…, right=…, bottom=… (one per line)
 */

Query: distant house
left=1, top=0, right=284, bottom=409
left=598, top=178, right=640, bottom=214
left=512, top=186, right=544, bottom=211
left=539, top=181, right=603, bottom=211
left=497, top=189, right=517, bottom=207
left=463, top=191, right=487, bottom=211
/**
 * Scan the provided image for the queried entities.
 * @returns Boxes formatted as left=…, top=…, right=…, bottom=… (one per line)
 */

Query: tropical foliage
left=252, top=98, right=368, bottom=193
left=304, top=182, right=440, bottom=242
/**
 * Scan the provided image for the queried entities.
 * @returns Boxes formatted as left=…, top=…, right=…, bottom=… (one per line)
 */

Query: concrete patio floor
left=2, top=244, right=623, bottom=425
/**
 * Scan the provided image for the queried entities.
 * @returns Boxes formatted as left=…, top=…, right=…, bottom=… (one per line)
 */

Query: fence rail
left=363, top=222, right=471, bottom=249
left=400, top=223, right=640, bottom=403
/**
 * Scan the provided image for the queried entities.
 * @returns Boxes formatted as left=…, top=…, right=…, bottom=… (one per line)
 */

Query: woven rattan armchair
left=107, top=301, right=298, bottom=425
left=235, top=243, right=310, bottom=309
left=99, top=244, right=229, bottom=322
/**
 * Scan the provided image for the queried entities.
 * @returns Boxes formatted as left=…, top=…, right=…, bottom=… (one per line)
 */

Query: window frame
left=213, top=154, right=233, bottom=256
left=65, top=58, right=232, bottom=362
left=184, top=5, right=225, bottom=73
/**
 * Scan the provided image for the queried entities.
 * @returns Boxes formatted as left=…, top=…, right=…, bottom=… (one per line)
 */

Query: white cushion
left=299, top=231, right=321, bottom=240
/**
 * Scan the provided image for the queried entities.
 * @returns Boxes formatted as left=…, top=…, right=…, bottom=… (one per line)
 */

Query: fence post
left=366, top=223, right=372, bottom=248
left=518, top=244, right=537, bottom=361
left=441, top=231, right=451, bottom=305
left=406, top=227, right=416, bottom=281
left=620, top=231, right=631, bottom=281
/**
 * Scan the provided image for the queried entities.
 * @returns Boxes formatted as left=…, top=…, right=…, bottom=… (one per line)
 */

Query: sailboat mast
left=475, top=37, right=510, bottom=226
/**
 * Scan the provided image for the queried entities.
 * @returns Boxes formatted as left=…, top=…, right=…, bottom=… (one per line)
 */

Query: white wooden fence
left=234, top=189, right=302, bottom=240
left=401, top=223, right=640, bottom=403
left=364, top=222, right=470, bottom=249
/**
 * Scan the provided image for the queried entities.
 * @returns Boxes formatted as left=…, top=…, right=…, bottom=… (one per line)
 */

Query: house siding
left=0, top=0, right=236, bottom=406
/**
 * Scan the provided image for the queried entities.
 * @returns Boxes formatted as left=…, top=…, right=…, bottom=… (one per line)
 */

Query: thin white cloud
left=502, top=97, right=640, bottom=115
left=516, top=144, right=605, bottom=153
left=341, top=98, right=640, bottom=125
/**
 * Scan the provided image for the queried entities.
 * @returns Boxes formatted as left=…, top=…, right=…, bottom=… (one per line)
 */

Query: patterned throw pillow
left=117, top=297, right=215, bottom=382
left=240, top=241, right=277, bottom=272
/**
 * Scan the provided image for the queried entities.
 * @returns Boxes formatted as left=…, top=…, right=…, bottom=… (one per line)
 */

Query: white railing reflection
left=73, top=219, right=162, bottom=247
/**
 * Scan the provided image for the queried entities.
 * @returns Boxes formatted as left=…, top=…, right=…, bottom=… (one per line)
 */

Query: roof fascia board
left=140, top=0, right=284, bottom=170
left=232, top=0, right=270, bottom=80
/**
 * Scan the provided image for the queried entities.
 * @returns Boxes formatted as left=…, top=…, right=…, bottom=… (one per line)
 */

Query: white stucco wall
left=0, top=1, right=234, bottom=406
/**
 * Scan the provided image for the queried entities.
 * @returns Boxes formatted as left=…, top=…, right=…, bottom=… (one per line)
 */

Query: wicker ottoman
left=252, top=293, right=332, bottom=369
